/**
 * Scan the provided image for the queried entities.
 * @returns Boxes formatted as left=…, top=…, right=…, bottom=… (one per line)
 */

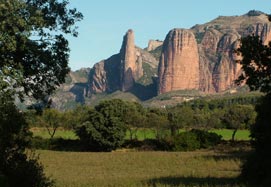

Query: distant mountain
left=51, top=10, right=271, bottom=110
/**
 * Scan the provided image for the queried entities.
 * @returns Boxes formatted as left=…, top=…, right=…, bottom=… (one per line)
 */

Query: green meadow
left=31, top=128, right=250, bottom=141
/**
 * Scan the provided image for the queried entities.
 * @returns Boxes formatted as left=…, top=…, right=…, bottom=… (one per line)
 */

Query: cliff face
left=88, top=54, right=121, bottom=93
left=158, top=11, right=271, bottom=94
left=52, top=11, right=271, bottom=110
left=88, top=29, right=158, bottom=95
left=158, top=29, right=200, bottom=94
left=147, top=40, right=163, bottom=51
left=120, top=29, right=143, bottom=91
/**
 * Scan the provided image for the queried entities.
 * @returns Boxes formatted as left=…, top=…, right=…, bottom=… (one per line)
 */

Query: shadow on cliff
left=146, top=176, right=242, bottom=187
left=129, top=82, right=157, bottom=101
left=70, top=83, right=89, bottom=104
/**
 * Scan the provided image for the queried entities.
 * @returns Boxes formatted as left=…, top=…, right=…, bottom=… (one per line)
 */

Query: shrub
left=191, top=129, right=222, bottom=148
left=30, top=137, right=81, bottom=151
left=170, top=130, right=222, bottom=151
left=0, top=93, right=53, bottom=187
left=75, top=110, right=127, bottom=152
left=173, top=132, right=201, bottom=151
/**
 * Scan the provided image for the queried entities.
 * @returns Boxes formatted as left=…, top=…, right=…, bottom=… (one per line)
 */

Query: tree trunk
left=232, top=129, right=237, bottom=142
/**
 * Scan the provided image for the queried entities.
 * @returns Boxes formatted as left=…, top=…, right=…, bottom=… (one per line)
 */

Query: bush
left=170, top=130, right=222, bottom=152
left=76, top=110, right=127, bottom=152
left=173, top=132, right=201, bottom=151
left=123, top=139, right=172, bottom=151
left=123, top=130, right=222, bottom=152
left=4, top=153, right=54, bottom=187
left=30, top=137, right=82, bottom=151
left=0, top=93, right=53, bottom=187
left=191, top=129, right=222, bottom=148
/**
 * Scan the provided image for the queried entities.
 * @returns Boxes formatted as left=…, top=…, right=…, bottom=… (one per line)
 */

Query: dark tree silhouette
left=236, top=14, right=271, bottom=187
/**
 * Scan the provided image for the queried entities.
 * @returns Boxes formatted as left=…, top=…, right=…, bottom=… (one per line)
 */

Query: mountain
left=51, top=10, right=271, bottom=109
left=159, top=10, right=271, bottom=94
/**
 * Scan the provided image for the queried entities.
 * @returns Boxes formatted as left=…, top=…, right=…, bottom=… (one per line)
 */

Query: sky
left=67, top=0, right=270, bottom=71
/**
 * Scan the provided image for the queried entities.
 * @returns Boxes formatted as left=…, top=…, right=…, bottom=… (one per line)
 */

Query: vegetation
left=38, top=149, right=246, bottom=187
left=0, top=0, right=82, bottom=186
left=25, top=96, right=256, bottom=152
left=75, top=100, right=129, bottom=151
left=0, top=0, right=83, bottom=101
left=236, top=26, right=271, bottom=186
left=149, top=45, right=162, bottom=61
left=0, top=93, right=53, bottom=187
left=222, top=105, right=256, bottom=141
left=30, top=128, right=250, bottom=141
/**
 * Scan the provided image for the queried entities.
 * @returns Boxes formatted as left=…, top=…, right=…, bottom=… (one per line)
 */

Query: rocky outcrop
left=158, top=11, right=271, bottom=94
left=147, top=40, right=163, bottom=51
left=158, top=29, right=200, bottom=94
left=87, top=29, right=158, bottom=95
left=88, top=54, right=121, bottom=94
left=89, top=61, right=107, bottom=93
left=120, top=29, right=143, bottom=91
left=52, top=11, right=271, bottom=110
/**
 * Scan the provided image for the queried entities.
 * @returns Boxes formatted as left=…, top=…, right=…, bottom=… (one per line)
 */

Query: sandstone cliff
left=147, top=40, right=163, bottom=51
left=158, top=11, right=271, bottom=94
left=120, top=29, right=143, bottom=91
left=51, top=11, right=271, bottom=110
left=158, top=29, right=200, bottom=94
left=88, top=29, right=158, bottom=96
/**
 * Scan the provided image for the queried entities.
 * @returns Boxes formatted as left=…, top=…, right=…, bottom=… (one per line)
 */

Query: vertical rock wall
left=158, top=29, right=200, bottom=94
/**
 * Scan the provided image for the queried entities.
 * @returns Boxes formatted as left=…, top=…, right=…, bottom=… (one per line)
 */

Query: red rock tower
left=158, top=29, right=200, bottom=94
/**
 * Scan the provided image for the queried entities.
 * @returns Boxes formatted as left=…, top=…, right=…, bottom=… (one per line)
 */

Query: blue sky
left=67, top=0, right=270, bottom=70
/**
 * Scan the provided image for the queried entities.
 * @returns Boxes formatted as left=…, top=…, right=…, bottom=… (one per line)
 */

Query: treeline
left=25, top=94, right=260, bottom=151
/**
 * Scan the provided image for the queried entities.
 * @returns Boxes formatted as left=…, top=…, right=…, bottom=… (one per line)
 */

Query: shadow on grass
left=31, top=137, right=84, bottom=152
left=146, top=176, right=244, bottom=187
left=203, top=140, right=253, bottom=162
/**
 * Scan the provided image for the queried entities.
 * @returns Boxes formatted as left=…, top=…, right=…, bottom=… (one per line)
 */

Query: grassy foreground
left=38, top=149, right=246, bottom=187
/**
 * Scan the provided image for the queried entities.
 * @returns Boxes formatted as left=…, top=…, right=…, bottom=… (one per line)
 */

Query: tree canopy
left=0, top=0, right=83, bottom=100
left=236, top=15, right=271, bottom=187
left=0, top=1, right=82, bottom=186
left=235, top=35, right=271, bottom=94
left=76, top=102, right=127, bottom=152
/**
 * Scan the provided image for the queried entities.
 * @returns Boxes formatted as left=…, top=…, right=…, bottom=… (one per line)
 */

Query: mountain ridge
left=50, top=10, right=270, bottom=110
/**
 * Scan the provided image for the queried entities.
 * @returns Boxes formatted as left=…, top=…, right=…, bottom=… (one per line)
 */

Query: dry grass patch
left=38, top=150, right=244, bottom=187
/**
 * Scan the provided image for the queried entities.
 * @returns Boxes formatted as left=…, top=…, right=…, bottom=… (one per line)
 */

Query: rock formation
left=51, top=10, right=271, bottom=110
left=158, top=11, right=271, bottom=94
left=120, top=29, right=143, bottom=91
left=147, top=40, right=163, bottom=51
left=158, top=29, right=200, bottom=94
left=88, top=29, right=158, bottom=95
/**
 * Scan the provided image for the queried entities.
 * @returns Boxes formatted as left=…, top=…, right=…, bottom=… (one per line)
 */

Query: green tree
left=146, top=108, right=168, bottom=140
left=63, top=105, right=92, bottom=129
left=222, top=105, right=256, bottom=141
left=76, top=101, right=127, bottom=152
left=42, top=108, right=63, bottom=139
left=122, top=102, right=146, bottom=140
left=0, top=1, right=82, bottom=186
left=94, top=99, right=147, bottom=140
left=167, top=106, right=193, bottom=136
left=0, top=0, right=83, bottom=100
left=0, top=92, right=53, bottom=187
left=236, top=21, right=271, bottom=186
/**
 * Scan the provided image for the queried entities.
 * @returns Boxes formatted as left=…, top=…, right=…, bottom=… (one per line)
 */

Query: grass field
left=38, top=149, right=246, bottom=187
left=31, top=128, right=250, bottom=141
left=31, top=128, right=78, bottom=140
left=210, top=129, right=250, bottom=141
